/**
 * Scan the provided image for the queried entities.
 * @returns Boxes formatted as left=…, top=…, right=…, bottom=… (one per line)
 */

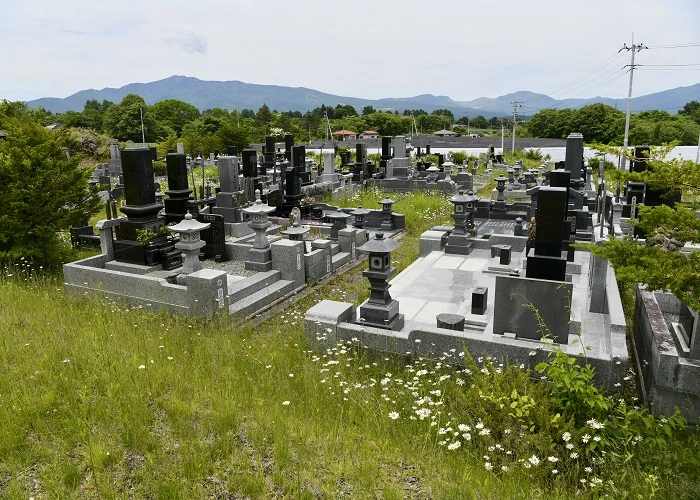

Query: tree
left=362, top=106, right=376, bottom=116
left=102, top=94, right=158, bottom=142
left=217, top=122, right=251, bottom=152
left=678, top=100, right=700, bottom=124
left=256, top=104, right=274, bottom=128
left=150, top=99, right=200, bottom=136
left=334, top=104, right=357, bottom=119
left=0, top=113, right=101, bottom=270
left=572, top=103, right=624, bottom=143
left=432, top=109, right=455, bottom=122
left=587, top=144, right=700, bottom=310
left=471, top=115, right=489, bottom=130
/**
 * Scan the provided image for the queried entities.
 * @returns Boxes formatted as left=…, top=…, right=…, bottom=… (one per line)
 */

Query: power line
left=641, top=63, right=700, bottom=67
left=519, top=41, right=699, bottom=108
left=646, top=42, right=700, bottom=49
left=520, top=51, right=629, bottom=105
left=637, top=68, right=700, bottom=71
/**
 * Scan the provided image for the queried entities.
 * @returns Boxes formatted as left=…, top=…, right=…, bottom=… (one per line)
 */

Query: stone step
left=332, top=251, right=351, bottom=270
left=229, top=279, right=295, bottom=318
left=228, top=270, right=281, bottom=302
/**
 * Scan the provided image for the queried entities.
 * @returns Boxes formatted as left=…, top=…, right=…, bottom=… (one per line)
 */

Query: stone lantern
left=281, top=221, right=310, bottom=242
left=426, top=165, right=440, bottom=183
left=442, top=161, right=454, bottom=181
left=168, top=212, right=210, bottom=283
left=351, top=206, right=370, bottom=229
left=243, top=190, right=276, bottom=271
left=357, top=232, right=404, bottom=330
left=449, top=189, right=479, bottom=237
left=326, top=211, right=352, bottom=240
left=464, top=190, right=479, bottom=236
left=494, top=175, right=507, bottom=202
left=378, top=197, right=396, bottom=231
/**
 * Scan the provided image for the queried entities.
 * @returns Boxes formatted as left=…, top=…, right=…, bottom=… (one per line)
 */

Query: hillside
left=26, top=75, right=700, bottom=118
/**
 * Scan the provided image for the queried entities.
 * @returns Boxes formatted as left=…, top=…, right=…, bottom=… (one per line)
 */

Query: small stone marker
left=472, top=286, right=488, bottom=315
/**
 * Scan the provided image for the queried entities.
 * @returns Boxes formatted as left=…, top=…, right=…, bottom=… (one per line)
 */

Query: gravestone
left=564, top=132, right=584, bottom=183
left=526, top=187, right=568, bottom=281
left=322, top=152, right=337, bottom=184
left=197, top=213, right=227, bottom=262
left=113, top=148, right=179, bottom=269
left=241, top=149, right=258, bottom=201
left=279, top=146, right=305, bottom=217
left=118, top=147, right=163, bottom=240
left=212, top=155, right=242, bottom=223
left=284, top=134, right=294, bottom=162
left=218, top=155, right=240, bottom=193
left=109, top=144, right=122, bottom=174
left=164, top=153, right=193, bottom=223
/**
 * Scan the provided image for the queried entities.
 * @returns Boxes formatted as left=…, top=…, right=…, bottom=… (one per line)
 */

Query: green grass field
left=1, top=191, right=698, bottom=498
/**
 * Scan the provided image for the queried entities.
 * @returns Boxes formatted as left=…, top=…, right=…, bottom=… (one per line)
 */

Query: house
left=332, top=129, right=358, bottom=141
left=433, top=128, right=457, bottom=137
left=359, top=130, right=379, bottom=139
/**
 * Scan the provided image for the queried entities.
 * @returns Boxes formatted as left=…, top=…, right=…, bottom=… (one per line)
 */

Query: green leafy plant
left=134, top=228, right=156, bottom=245
left=536, top=348, right=611, bottom=425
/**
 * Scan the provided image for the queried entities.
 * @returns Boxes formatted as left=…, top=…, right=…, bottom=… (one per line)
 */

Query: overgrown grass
left=1, top=191, right=699, bottom=498
left=330, top=187, right=452, bottom=271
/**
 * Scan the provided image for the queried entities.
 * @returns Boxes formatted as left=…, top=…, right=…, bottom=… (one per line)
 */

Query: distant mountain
left=25, top=75, right=699, bottom=118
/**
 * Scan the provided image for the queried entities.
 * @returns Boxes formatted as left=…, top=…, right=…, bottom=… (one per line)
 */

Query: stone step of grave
left=228, top=270, right=282, bottom=302
left=331, top=251, right=351, bottom=271
left=229, top=279, right=295, bottom=318
left=330, top=243, right=340, bottom=256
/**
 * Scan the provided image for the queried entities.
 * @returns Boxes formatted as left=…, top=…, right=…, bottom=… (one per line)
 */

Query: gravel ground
left=200, top=258, right=256, bottom=277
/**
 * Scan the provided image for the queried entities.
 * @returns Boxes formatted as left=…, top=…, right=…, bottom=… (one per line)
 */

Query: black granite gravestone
left=284, top=134, right=294, bottom=162
left=164, top=153, right=193, bottom=223
left=241, top=149, right=257, bottom=178
left=526, top=187, right=568, bottom=281
left=564, top=132, right=584, bottom=182
left=197, top=213, right=227, bottom=262
left=292, top=145, right=305, bottom=170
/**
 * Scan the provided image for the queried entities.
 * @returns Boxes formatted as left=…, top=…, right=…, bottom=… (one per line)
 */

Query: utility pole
left=511, top=101, right=522, bottom=153
left=620, top=34, right=646, bottom=171
left=139, top=107, right=145, bottom=143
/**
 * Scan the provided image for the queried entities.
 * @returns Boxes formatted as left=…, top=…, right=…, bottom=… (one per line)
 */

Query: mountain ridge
left=25, top=75, right=699, bottom=118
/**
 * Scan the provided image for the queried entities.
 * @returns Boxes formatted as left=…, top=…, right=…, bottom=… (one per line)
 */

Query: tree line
left=20, top=95, right=700, bottom=157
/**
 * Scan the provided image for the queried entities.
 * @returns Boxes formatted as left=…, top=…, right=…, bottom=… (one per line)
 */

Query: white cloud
left=163, top=29, right=208, bottom=55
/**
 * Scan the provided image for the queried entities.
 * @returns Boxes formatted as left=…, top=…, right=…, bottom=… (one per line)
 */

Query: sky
left=2, top=0, right=699, bottom=106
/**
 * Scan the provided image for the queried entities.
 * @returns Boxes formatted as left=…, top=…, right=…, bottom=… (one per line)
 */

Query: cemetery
left=2, top=110, right=699, bottom=496
left=306, top=135, right=628, bottom=393
left=62, top=130, right=700, bottom=424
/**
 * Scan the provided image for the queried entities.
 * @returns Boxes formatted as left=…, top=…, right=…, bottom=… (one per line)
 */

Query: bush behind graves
left=0, top=117, right=102, bottom=271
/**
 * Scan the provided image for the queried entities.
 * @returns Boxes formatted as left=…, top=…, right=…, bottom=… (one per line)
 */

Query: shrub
left=0, top=116, right=101, bottom=271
